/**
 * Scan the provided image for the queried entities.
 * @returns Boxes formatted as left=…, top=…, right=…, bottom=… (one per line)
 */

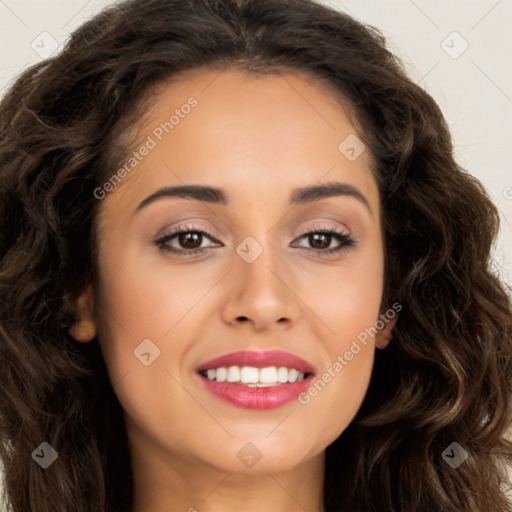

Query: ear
left=68, top=283, right=96, bottom=343
left=375, top=313, right=398, bottom=349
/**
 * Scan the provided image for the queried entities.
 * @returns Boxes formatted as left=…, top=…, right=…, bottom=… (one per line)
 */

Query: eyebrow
left=135, top=181, right=372, bottom=215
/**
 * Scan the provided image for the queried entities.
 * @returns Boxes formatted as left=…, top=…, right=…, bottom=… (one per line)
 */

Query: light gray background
left=1, top=0, right=511, bottom=509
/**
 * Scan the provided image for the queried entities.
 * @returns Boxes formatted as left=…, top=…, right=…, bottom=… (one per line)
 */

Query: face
left=73, top=67, right=394, bottom=477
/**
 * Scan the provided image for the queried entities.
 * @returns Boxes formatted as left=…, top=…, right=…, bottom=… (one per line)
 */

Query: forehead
left=98, top=67, right=379, bottom=221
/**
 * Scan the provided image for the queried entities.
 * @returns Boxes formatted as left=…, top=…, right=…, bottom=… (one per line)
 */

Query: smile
left=197, top=350, right=316, bottom=409
left=200, top=365, right=308, bottom=386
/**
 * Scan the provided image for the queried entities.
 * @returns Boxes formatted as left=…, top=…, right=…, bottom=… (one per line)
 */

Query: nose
left=220, top=240, right=301, bottom=333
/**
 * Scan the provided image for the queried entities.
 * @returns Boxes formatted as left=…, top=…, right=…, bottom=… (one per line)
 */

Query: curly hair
left=1, top=0, right=511, bottom=510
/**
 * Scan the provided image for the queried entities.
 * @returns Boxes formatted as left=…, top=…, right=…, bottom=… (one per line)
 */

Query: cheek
left=298, top=297, right=379, bottom=450
left=97, top=231, right=207, bottom=320
left=92, top=250, right=210, bottom=438
left=303, top=239, right=384, bottom=345
left=92, top=239, right=233, bottom=406
left=294, top=247, right=383, bottom=440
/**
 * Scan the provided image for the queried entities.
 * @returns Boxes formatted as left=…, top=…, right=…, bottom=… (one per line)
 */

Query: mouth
left=196, top=350, right=316, bottom=409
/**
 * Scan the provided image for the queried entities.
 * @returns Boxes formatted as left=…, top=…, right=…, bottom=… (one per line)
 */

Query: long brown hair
left=1, top=0, right=511, bottom=510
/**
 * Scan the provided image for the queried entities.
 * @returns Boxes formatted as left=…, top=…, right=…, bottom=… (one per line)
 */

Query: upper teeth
left=203, top=366, right=306, bottom=386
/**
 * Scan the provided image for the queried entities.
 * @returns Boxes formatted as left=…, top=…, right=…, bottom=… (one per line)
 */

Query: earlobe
left=375, top=314, right=398, bottom=349
left=68, top=283, right=96, bottom=343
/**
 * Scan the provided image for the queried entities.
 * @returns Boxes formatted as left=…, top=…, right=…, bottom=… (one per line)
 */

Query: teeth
left=259, top=366, right=278, bottom=383
left=277, top=366, right=289, bottom=383
left=201, top=365, right=308, bottom=386
left=226, top=366, right=240, bottom=382
left=240, top=366, right=259, bottom=383
left=288, top=368, right=299, bottom=382
left=216, top=367, right=227, bottom=382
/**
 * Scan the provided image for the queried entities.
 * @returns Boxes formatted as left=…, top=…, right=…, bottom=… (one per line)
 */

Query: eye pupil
left=309, top=233, right=331, bottom=249
left=179, top=232, right=202, bottom=249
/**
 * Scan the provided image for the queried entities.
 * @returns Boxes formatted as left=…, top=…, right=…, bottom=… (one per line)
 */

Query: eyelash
left=155, top=223, right=357, bottom=257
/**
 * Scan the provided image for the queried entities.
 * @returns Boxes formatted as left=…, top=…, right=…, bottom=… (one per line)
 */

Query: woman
left=0, top=0, right=511, bottom=510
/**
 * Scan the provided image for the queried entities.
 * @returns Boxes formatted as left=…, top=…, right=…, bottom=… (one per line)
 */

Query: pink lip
left=196, top=350, right=316, bottom=410
left=197, top=350, right=315, bottom=374
left=199, top=377, right=314, bottom=410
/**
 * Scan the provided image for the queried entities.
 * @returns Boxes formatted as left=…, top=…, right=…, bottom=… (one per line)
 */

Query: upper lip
left=197, top=350, right=316, bottom=375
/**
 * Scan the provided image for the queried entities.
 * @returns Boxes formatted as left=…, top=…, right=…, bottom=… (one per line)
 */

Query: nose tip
left=222, top=254, right=299, bottom=331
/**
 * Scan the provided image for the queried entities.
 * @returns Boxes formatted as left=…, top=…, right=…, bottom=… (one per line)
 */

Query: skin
left=71, top=67, right=396, bottom=512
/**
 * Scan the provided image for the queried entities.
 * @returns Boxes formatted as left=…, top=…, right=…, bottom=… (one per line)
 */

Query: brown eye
left=177, top=232, right=203, bottom=249
left=307, top=233, right=332, bottom=250
left=155, top=225, right=221, bottom=255
left=292, top=228, right=356, bottom=255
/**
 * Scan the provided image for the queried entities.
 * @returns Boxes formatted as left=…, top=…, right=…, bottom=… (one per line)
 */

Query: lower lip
left=199, top=375, right=314, bottom=410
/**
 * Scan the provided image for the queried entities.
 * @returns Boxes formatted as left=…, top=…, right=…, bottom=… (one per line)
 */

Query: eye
left=292, top=225, right=356, bottom=255
left=155, top=223, right=220, bottom=255
left=155, top=223, right=357, bottom=256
